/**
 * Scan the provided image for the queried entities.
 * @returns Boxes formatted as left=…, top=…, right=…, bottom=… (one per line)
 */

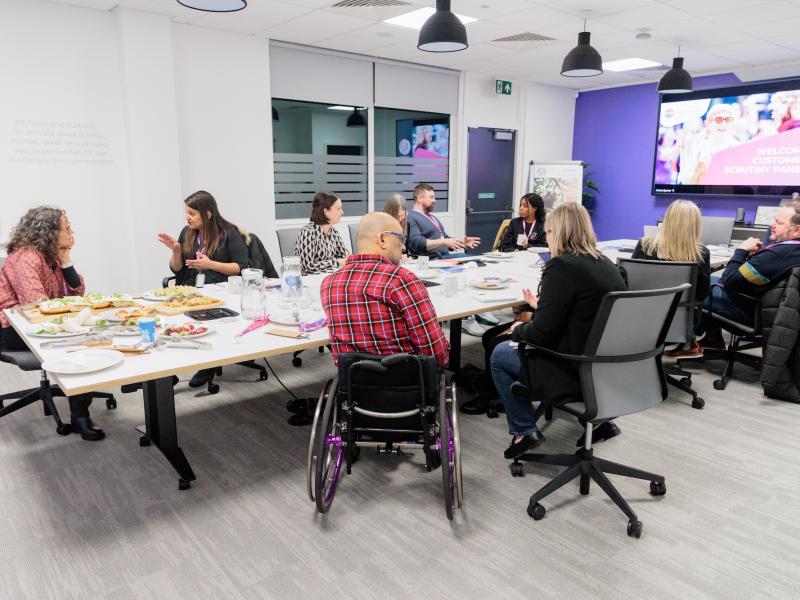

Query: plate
left=162, top=323, right=214, bottom=338
left=28, top=329, right=88, bottom=338
left=41, top=349, right=124, bottom=375
left=527, top=247, right=551, bottom=254
left=470, top=277, right=512, bottom=290
left=141, top=291, right=168, bottom=302
left=269, top=310, right=325, bottom=327
left=417, top=270, right=440, bottom=279
left=108, top=325, right=143, bottom=337
left=429, top=261, right=459, bottom=269
left=96, top=309, right=126, bottom=322
left=483, top=252, right=516, bottom=260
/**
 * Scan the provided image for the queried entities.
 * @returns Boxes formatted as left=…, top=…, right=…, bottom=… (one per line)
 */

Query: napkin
left=62, top=308, right=91, bottom=333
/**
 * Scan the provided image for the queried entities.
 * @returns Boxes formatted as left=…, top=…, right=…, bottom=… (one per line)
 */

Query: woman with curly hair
left=0, top=207, right=104, bottom=441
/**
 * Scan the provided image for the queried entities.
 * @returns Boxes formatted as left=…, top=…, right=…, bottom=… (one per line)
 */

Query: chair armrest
left=162, top=276, right=176, bottom=289
left=518, top=341, right=663, bottom=364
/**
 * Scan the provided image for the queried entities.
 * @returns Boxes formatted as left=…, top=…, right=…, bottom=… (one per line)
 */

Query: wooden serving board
left=17, top=303, right=142, bottom=324
left=155, top=299, right=225, bottom=316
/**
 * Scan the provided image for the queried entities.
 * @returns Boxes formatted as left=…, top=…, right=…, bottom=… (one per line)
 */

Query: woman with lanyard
left=157, top=190, right=249, bottom=389
left=499, top=193, right=547, bottom=252
left=0, top=207, right=105, bottom=440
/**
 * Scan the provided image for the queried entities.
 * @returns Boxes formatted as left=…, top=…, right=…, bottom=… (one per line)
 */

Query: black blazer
left=630, top=239, right=711, bottom=302
left=500, top=218, right=546, bottom=251
left=172, top=225, right=249, bottom=285
left=512, top=252, right=627, bottom=404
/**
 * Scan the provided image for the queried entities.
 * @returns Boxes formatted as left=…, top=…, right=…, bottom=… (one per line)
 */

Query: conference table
left=3, top=240, right=731, bottom=490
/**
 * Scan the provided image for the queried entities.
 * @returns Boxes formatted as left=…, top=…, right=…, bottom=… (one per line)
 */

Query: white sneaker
left=476, top=312, right=500, bottom=326
left=463, top=317, right=485, bottom=337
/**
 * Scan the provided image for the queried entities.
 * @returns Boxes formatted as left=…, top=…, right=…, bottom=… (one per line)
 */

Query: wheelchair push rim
left=438, top=379, right=456, bottom=520
left=307, top=378, right=334, bottom=503
left=314, top=387, right=344, bottom=513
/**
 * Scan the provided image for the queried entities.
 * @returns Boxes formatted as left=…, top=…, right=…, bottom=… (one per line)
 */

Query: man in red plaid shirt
left=321, top=212, right=449, bottom=367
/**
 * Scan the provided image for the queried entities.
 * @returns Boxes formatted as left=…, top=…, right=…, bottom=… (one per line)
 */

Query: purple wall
left=572, top=73, right=779, bottom=240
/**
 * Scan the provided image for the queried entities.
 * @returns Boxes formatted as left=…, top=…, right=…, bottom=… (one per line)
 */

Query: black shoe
left=504, top=431, right=545, bottom=459
left=71, top=416, right=105, bottom=441
left=701, top=330, right=725, bottom=349
left=460, top=393, right=491, bottom=415
left=189, top=368, right=216, bottom=388
left=576, top=421, right=621, bottom=447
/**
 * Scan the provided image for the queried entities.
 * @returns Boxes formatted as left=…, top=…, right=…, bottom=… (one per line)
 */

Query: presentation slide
left=396, top=120, right=449, bottom=158
left=654, top=89, right=800, bottom=191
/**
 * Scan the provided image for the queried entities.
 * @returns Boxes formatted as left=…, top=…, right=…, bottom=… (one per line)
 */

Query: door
left=465, top=127, right=516, bottom=255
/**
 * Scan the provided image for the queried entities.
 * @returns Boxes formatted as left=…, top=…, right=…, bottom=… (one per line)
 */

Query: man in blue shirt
left=406, top=183, right=480, bottom=258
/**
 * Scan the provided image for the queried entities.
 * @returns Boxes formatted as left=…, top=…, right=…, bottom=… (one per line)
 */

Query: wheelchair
left=307, top=352, right=463, bottom=520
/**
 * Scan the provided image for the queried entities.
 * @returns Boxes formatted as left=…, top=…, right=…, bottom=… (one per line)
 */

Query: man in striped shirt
left=320, top=212, right=449, bottom=367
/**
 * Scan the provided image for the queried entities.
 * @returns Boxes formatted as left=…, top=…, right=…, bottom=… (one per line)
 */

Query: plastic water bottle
left=280, top=256, right=303, bottom=309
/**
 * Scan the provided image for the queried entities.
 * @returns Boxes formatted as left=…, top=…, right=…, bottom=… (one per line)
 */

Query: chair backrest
left=643, top=224, right=660, bottom=238
left=348, top=223, right=359, bottom=253
left=276, top=228, right=302, bottom=259
left=701, top=216, right=735, bottom=246
left=492, top=219, right=511, bottom=250
left=336, top=353, right=440, bottom=430
left=579, top=285, right=688, bottom=421
left=618, top=258, right=698, bottom=344
left=245, top=232, right=279, bottom=279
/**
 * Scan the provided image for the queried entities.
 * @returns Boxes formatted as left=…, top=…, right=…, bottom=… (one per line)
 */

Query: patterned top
left=0, top=247, right=85, bottom=328
left=320, top=254, right=449, bottom=367
left=295, top=222, right=349, bottom=276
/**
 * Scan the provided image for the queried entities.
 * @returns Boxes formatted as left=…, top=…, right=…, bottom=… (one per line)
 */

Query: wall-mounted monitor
left=396, top=118, right=450, bottom=158
left=652, top=79, right=800, bottom=196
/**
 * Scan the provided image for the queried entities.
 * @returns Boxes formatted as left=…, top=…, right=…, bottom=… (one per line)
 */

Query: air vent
left=492, top=32, right=556, bottom=43
left=331, top=0, right=411, bottom=7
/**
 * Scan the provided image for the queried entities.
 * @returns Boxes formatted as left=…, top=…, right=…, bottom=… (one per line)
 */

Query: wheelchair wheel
left=438, top=381, right=455, bottom=521
left=314, top=384, right=344, bottom=513
left=448, top=380, right=463, bottom=509
left=307, top=378, right=334, bottom=502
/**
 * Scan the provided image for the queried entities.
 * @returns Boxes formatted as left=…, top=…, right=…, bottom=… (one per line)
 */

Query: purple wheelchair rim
left=323, top=435, right=344, bottom=504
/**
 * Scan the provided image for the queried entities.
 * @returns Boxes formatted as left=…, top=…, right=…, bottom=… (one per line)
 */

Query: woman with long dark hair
left=295, top=192, right=349, bottom=276
left=499, top=193, right=547, bottom=251
left=157, top=190, right=249, bottom=286
left=0, top=207, right=104, bottom=440
left=158, top=191, right=249, bottom=388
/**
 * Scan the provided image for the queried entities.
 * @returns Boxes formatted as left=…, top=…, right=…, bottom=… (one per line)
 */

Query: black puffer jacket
left=760, top=268, right=800, bottom=402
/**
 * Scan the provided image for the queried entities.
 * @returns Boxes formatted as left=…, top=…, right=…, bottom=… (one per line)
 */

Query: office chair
left=492, top=219, right=511, bottom=250
left=347, top=223, right=359, bottom=254
left=0, top=345, right=118, bottom=434
left=509, top=284, right=687, bottom=538
left=619, top=258, right=705, bottom=409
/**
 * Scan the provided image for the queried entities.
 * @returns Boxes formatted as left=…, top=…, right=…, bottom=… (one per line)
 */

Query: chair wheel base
left=627, top=519, right=642, bottom=538
left=178, top=478, right=191, bottom=491
left=139, top=436, right=151, bottom=447
left=258, top=372, right=268, bottom=381
left=527, top=502, right=545, bottom=520
left=292, top=357, right=302, bottom=367
left=510, top=462, right=524, bottom=477
left=713, top=379, right=727, bottom=390
left=650, top=481, right=666, bottom=496
left=106, top=397, right=117, bottom=410
left=692, top=397, right=705, bottom=409
left=207, top=383, right=220, bottom=394
left=56, top=423, right=72, bottom=436
left=680, top=377, right=691, bottom=386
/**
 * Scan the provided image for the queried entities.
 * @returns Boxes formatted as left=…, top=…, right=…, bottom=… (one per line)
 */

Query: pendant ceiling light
left=346, top=108, right=366, bottom=128
left=177, top=0, right=246, bottom=12
left=561, top=20, right=602, bottom=77
left=658, top=49, right=693, bottom=94
left=418, top=0, right=468, bottom=53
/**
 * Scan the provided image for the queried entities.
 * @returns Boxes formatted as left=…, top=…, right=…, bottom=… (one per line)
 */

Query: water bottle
left=280, top=256, right=303, bottom=309
left=240, top=268, right=264, bottom=320
left=195, top=272, right=205, bottom=288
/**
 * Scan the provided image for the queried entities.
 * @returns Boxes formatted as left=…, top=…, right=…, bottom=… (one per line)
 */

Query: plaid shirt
left=320, top=254, right=449, bottom=367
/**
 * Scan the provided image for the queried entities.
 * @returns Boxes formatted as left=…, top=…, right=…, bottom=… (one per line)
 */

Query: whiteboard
left=528, top=161, right=583, bottom=208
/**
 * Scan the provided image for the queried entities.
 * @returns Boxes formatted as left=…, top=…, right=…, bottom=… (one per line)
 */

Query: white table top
left=4, top=269, right=537, bottom=396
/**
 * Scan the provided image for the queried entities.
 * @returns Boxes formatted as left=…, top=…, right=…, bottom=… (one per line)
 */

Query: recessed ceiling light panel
left=384, top=7, right=476, bottom=31
left=603, top=58, right=662, bottom=72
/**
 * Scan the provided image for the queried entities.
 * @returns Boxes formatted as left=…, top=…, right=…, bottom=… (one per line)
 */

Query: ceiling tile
left=710, top=1, right=800, bottom=28
left=190, top=1, right=311, bottom=35
left=539, top=0, right=657, bottom=18
left=316, top=23, right=418, bottom=54
left=596, top=3, right=692, bottom=29
left=705, top=39, right=800, bottom=66
left=260, top=9, right=377, bottom=44
left=664, top=0, right=774, bottom=16
left=486, top=5, right=580, bottom=30
left=120, top=0, right=199, bottom=22
left=53, top=0, right=121, bottom=9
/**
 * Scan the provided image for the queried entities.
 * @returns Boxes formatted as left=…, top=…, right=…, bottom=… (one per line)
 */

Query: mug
left=442, top=276, right=458, bottom=297
left=228, top=275, right=243, bottom=294
left=417, top=255, right=430, bottom=271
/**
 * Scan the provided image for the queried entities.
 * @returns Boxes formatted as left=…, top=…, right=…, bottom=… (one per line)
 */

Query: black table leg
left=449, top=317, right=462, bottom=371
left=140, top=377, right=196, bottom=490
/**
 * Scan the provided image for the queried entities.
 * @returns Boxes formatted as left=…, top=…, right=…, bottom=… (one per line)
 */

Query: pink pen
left=235, top=316, right=270, bottom=339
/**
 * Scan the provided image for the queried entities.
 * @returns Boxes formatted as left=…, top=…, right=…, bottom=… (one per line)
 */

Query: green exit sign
left=495, top=80, right=512, bottom=95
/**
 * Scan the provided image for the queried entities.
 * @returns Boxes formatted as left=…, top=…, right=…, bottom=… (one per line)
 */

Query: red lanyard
left=415, top=209, right=442, bottom=233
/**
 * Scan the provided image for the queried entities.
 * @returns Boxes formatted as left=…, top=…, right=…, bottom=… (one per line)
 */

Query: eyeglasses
left=710, top=116, right=734, bottom=124
left=378, top=230, right=407, bottom=244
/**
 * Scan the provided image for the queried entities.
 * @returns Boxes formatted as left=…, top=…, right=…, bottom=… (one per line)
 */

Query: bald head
left=357, top=212, right=404, bottom=264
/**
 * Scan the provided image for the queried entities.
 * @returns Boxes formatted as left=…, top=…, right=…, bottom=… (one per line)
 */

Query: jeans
left=703, top=281, right=752, bottom=326
left=490, top=341, right=540, bottom=436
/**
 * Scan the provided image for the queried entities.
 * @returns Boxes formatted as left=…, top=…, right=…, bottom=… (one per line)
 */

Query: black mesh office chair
left=1, top=345, right=117, bottom=434
left=619, top=258, right=705, bottom=409
left=510, top=284, right=687, bottom=538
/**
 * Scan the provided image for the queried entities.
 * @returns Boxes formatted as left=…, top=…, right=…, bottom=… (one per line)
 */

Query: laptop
left=701, top=216, right=735, bottom=246
left=643, top=224, right=660, bottom=238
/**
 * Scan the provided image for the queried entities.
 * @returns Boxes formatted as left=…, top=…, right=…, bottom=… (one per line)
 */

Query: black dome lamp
left=177, top=0, right=247, bottom=12
left=346, top=107, right=366, bottom=128
left=418, top=0, right=468, bottom=53
left=658, top=48, right=693, bottom=94
left=561, top=20, right=603, bottom=77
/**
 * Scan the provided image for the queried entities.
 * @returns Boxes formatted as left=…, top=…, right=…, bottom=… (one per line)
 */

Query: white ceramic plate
left=483, top=252, right=516, bottom=260
left=527, top=247, right=550, bottom=254
left=42, top=349, right=124, bottom=375
left=429, top=262, right=458, bottom=269
left=417, top=270, right=440, bottom=279
left=269, top=310, right=325, bottom=327
left=162, top=323, right=214, bottom=338
left=470, top=277, right=512, bottom=290
left=96, top=309, right=126, bottom=322
left=141, top=291, right=169, bottom=302
left=27, top=328, right=87, bottom=339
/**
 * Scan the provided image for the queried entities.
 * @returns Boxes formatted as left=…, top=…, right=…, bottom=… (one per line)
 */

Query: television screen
left=396, top=118, right=449, bottom=158
left=652, top=79, right=800, bottom=196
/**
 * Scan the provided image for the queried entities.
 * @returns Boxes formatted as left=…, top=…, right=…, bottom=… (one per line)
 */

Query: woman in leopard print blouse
left=295, top=192, right=349, bottom=275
